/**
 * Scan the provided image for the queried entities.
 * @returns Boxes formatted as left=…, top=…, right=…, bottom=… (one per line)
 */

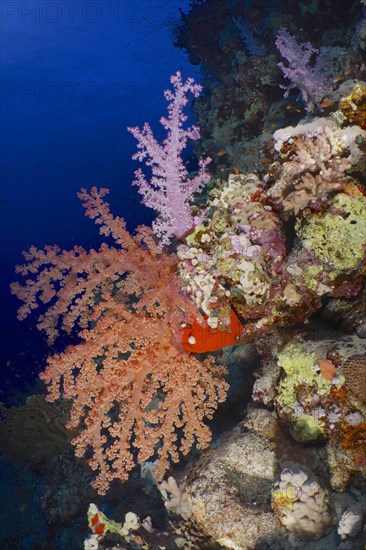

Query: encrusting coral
left=340, top=83, right=366, bottom=130
left=274, top=341, right=345, bottom=442
left=249, top=324, right=366, bottom=496
left=341, top=354, right=366, bottom=402
left=263, top=334, right=366, bottom=491
left=177, top=173, right=286, bottom=329
left=177, top=82, right=366, bottom=339
left=178, top=172, right=366, bottom=341
left=297, top=192, right=366, bottom=276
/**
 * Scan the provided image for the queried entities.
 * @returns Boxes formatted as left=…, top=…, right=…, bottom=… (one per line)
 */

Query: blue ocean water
left=1, top=0, right=195, bottom=403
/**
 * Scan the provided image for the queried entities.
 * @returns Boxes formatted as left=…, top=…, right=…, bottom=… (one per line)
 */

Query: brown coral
left=341, top=354, right=366, bottom=402
left=323, top=281, right=366, bottom=333
left=340, top=84, right=366, bottom=129
left=268, top=124, right=352, bottom=215
left=341, top=422, right=366, bottom=451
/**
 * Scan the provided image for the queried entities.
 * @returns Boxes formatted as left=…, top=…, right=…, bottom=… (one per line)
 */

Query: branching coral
left=128, top=72, right=211, bottom=246
left=275, top=28, right=342, bottom=111
left=12, top=188, right=228, bottom=494
left=42, top=298, right=227, bottom=494
left=10, top=70, right=366, bottom=502
left=268, top=120, right=366, bottom=215
left=11, top=187, right=206, bottom=345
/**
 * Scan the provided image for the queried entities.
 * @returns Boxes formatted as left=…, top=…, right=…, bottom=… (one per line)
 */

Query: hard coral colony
left=11, top=27, right=366, bottom=538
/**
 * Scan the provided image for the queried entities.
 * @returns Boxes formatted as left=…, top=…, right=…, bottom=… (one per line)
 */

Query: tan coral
left=272, top=461, right=333, bottom=540
left=269, top=117, right=366, bottom=215
left=340, top=84, right=366, bottom=129
left=327, top=439, right=366, bottom=491
left=341, top=354, right=366, bottom=402
left=268, top=123, right=352, bottom=214
left=282, top=171, right=345, bottom=214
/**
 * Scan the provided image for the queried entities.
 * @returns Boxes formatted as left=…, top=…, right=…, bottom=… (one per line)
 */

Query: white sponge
left=337, top=504, right=365, bottom=540
left=272, top=461, right=333, bottom=540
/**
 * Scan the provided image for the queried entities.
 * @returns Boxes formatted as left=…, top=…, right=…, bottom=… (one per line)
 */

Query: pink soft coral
left=11, top=188, right=228, bottom=493
left=128, top=71, right=211, bottom=246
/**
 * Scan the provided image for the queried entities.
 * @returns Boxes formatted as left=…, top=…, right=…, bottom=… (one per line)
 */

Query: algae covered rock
left=275, top=340, right=345, bottom=443
left=298, top=192, right=366, bottom=277
left=270, top=333, right=366, bottom=491
left=340, top=83, right=366, bottom=129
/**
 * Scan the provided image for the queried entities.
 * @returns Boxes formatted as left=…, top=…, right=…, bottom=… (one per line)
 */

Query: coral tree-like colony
left=11, top=75, right=228, bottom=494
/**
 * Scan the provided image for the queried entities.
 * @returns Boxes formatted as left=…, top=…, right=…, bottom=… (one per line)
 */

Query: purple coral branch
left=128, top=71, right=211, bottom=246
left=275, top=27, right=330, bottom=111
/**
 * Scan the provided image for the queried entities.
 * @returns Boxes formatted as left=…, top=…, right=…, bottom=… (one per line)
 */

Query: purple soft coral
left=128, top=72, right=211, bottom=246
left=275, top=27, right=330, bottom=111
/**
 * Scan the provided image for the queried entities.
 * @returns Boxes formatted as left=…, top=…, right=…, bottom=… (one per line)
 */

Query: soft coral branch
left=275, top=27, right=331, bottom=111
left=11, top=187, right=202, bottom=343
left=128, top=71, right=211, bottom=245
left=40, top=294, right=227, bottom=494
left=12, top=187, right=225, bottom=493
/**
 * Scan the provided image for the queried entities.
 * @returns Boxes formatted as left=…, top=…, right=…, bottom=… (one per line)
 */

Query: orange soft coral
left=12, top=188, right=228, bottom=493
left=42, top=297, right=227, bottom=494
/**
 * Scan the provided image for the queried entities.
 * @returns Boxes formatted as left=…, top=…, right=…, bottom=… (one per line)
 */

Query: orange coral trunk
left=182, top=308, right=243, bottom=353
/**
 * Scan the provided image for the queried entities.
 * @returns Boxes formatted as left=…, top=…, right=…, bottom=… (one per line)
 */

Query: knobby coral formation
left=268, top=118, right=366, bottom=215
left=272, top=462, right=332, bottom=540
left=178, top=169, right=366, bottom=341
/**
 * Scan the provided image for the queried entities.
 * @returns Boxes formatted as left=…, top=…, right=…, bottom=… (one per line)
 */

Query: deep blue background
left=0, top=0, right=199, bottom=402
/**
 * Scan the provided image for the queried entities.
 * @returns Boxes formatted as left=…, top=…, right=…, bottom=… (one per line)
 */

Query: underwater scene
left=1, top=0, right=366, bottom=548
